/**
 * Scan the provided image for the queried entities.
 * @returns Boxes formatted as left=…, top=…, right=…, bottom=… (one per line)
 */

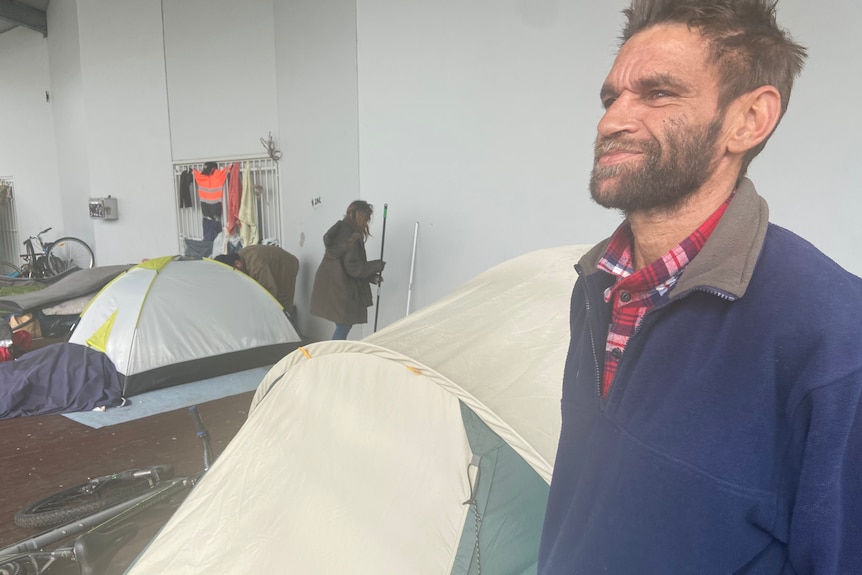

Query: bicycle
left=0, top=261, right=23, bottom=278
left=0, top=228, right=94, bottom=280
left=0, top=406, right=215, bottom=575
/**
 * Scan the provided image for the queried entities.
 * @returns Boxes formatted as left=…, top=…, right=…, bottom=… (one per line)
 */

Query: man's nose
left=597, top=93, right=639, bottom=138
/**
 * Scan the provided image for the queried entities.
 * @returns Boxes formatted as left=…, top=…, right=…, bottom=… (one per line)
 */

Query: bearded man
left=538, top=1, right=862, bottom=573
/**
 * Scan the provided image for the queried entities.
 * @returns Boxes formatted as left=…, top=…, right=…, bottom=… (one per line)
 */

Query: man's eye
left=649, top=91, right=672, bottom=100
left=602, top=97, right=617, bottom=109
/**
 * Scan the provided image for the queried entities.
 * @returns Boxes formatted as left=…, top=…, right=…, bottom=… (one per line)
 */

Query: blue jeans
left=332, top=323, right=352, bottom=340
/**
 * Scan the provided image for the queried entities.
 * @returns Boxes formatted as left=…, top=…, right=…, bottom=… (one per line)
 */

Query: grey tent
left=68, top=256, right=301, bottom=396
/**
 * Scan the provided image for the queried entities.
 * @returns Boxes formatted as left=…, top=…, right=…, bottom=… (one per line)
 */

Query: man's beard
left=589, top=117, right=723, bottom=214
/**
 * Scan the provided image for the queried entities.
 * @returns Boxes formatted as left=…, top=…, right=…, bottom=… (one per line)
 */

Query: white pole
left=406, top=222, right=419, bottom=316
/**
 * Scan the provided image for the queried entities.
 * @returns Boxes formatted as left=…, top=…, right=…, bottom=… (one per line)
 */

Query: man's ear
left=726, top=85, right=782, bottom=155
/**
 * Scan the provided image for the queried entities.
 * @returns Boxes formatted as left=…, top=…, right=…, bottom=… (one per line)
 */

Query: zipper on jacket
left=585, top=288, right=604, bottom=406
left=576, top=264, right=605, bottom=407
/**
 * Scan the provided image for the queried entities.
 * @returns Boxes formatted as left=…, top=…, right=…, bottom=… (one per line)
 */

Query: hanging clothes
left=202, top=218, right=221, bottom=242
left=227, top=162, right=242, bottom=235
left=239, top=162, right=259, bottom=247
left=193, top=164, right=228, bottom=241
left=179, top=169, right=194, bottom=208
left=193, top=167, right=228, bottom=204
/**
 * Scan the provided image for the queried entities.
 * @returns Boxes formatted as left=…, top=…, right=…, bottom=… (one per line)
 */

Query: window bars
left=0, top=178, right=19, bottom=265
left=173, top=158, right=282, bottom=255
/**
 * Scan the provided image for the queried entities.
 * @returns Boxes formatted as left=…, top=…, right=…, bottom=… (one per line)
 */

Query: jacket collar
left=577, top=178, right=768, bottom=300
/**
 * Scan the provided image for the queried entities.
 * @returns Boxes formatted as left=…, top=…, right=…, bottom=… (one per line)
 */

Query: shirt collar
left=597, top=193, right=734, bottom=295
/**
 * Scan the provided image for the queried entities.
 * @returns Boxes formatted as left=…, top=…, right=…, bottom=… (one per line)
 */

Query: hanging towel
left=239, top=162, right=259, bottom=246
left=227, top=162, right=242, bottom=235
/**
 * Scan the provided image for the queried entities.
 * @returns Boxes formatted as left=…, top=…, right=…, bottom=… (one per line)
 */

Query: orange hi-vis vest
left=193, top=168, right=228, bottom=204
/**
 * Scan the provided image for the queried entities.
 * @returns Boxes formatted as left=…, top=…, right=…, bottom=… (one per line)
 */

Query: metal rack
left=0, top=178, right=19, bottom=265
left=172, top=157, right=282, bottom=255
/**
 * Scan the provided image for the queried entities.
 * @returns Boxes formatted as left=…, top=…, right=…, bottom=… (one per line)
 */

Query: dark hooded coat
left=310, top=219, right=384, bottom=325
left=238, top=244, right=299, bottom=312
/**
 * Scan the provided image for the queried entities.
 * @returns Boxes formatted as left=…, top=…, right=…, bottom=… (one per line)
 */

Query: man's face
left=589, top=24, right=727, bottom=215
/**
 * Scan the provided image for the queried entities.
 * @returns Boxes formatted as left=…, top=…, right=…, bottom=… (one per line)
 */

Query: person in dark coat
left=310, top=200, right=385, bottom=340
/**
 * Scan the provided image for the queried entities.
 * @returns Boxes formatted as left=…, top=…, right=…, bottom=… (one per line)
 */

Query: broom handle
left=406, top=222, right=418, bottom=316
left=373, top=204, right=388, bottom=332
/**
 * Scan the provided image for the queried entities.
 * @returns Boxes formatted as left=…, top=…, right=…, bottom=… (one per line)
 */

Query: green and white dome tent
left=127, top=245, right=593, bottom=575
left=69, top=255, right=301, bottom=397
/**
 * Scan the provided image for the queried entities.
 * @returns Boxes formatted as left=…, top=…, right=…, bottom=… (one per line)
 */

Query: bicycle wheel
left=0, top=260, right=23, bottom=278
left=13, top=465, right=173, bottom=529
left=0, top=558, right=32, bottom=575
left=46, top=237, right=94, bottom=275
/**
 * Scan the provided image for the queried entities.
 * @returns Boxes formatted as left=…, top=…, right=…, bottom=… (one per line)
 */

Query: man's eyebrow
left=635, top=72, right=689, bottom=93
left=599, top=72, right=690, bottom=101
left=599, top=83, right=617, bottom=102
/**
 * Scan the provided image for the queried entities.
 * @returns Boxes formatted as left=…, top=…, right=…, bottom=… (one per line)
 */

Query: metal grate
left=0, top=177, right=19, bottom=265
left=173, top=158, right=282, bottom=255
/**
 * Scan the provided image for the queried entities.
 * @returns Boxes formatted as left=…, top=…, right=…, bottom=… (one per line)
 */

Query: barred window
left=0, top=178, right=19, bottom=265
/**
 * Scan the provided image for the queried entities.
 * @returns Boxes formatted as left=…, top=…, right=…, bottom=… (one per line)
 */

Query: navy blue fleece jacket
left=539, top=179, right=862, bottom=574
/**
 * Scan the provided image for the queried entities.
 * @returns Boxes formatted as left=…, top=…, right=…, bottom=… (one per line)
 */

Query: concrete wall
left=0, top=26, right=63, bottom=250
left=44, top=0, right=92, bottom=250
left=2, top=0, right=859, bottom=341
left=352, top=1, right=624, bottom=334
left=163, top=0, right=279, bottom=162
left=74, top=0, right=175, bottom=265
left=273, top=0, right=360, bottom=339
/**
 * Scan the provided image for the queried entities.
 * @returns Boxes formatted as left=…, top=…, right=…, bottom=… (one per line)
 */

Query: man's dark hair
left=620, top=0, right=807, bottom=176
left=214, top=253, right=241, bottom=267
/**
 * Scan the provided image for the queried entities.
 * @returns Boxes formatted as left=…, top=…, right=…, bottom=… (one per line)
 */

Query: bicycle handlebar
left=27, top=227, right=52, bottom=242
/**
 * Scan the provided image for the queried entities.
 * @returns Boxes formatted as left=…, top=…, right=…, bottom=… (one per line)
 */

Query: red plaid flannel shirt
left=597, top=196, right=732, bottom=398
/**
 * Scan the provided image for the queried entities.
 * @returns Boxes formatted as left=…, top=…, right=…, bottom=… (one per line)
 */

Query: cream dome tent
left=127, top=244, right=593, bottom=574
left=69, top=256, right=301, bottom=396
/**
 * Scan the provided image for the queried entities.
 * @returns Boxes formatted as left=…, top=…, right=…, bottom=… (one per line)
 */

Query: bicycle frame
left=20, top=228, right=53, bottom=279
left=0, top=406, right=213, bottom=575
left=0, top=477, right=191, bottom=573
